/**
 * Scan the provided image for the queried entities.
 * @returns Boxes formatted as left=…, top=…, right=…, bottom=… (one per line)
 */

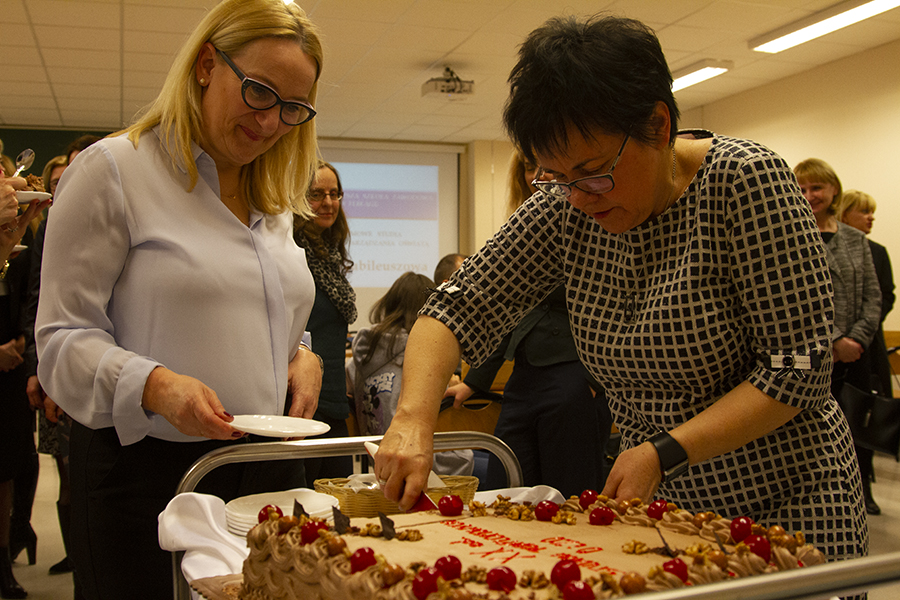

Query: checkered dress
left=423, top=133, right=868, bottom=567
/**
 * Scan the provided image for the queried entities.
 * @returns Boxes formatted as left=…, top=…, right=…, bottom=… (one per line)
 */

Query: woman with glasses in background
left=34, top=1, right=325, bottom=597
left=294, top=161, right=357, bottom=483
left=375, top=14, right=867, bottom=580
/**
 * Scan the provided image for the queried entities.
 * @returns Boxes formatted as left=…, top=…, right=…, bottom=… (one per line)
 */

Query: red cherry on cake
left=550, top=559, right=581, bottom=590
left=663, top=558, right=689, bottom=583
left=350, top=547, right=377, bottom=573
left=563, top=580, right=595, bottom=600
left=535, top=500, right=560, bottom=521
left=589, top=506, right=616, bottom=526
left=486, top=566, right=517, bottom=592
left=435, top=555, right=462, bottom=581
left=578, top=489, right=598, bottom=510
left=730, top=516, right=755, bottom=543
left=743, top=534, right=772, bottom=562
left=257, top=504, right=282, bottom=523
left=300, top=520, right=328, bottom=545
left=647, top=499, right=669, bottom=520
left=438, top=494, right=464, bottom=516
left=412, top=566, right=440, bottom=600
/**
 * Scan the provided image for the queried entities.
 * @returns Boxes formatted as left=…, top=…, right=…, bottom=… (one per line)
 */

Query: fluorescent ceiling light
left=750, top=0, right=900, bottom=53
left=671, top=59, right=733, bottom=92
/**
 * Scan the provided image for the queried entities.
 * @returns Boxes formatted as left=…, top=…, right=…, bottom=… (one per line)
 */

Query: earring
left=199, top=78, right=207, bottom=85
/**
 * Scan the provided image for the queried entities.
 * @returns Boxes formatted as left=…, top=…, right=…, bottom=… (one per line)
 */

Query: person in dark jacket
left=837, top=189, right=895, bottom=515
left=294, top=161, right=358, bottom=482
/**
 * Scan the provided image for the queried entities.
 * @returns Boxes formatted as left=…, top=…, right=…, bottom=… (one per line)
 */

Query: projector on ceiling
left=422, top=67, right=474, bottom=98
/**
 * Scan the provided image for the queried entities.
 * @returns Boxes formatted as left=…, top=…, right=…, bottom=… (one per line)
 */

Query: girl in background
left=347, top=272, right=472, bottom=474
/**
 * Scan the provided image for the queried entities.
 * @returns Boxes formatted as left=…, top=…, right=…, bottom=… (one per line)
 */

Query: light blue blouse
left=36, top=129, right=314, bottom=445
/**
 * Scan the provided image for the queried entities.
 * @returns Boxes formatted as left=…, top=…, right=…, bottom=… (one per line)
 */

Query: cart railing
left=170, top=432, right=900, bottom=600
left=172, top=431, right=523, bottom=599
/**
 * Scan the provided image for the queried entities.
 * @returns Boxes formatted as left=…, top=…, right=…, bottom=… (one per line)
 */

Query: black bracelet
left=648, top=431, right=690, bottom=482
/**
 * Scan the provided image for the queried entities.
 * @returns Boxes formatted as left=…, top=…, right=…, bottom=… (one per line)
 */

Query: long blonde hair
left=125, top=0, right=323, bottom=217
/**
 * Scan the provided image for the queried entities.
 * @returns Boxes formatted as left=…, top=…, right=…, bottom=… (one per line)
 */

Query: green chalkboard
left=0, top=128, right=112, bottom=177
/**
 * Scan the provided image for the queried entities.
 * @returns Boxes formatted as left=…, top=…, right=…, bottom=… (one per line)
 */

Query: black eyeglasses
left=532, top=135, right=629, bottom=198
left=216, top=49, right=316, bottom=126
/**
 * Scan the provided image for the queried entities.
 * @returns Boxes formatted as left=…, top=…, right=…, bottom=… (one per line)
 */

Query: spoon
left=12, top=148, right=35, bottom=177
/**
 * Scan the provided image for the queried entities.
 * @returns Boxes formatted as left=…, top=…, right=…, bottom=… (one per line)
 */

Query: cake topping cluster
left=244, top=491, right=826, bottom=599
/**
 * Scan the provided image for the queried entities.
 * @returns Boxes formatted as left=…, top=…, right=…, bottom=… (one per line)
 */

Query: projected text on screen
left=336, top=162, right=440, bottom=288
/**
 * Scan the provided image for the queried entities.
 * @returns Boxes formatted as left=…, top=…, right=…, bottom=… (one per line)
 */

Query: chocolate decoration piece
left=293, top=500, right=308, bottom=519
left=378, top=512, right=397, bottom=540
left=656, top=527, right=677, bottom=557
left=332, top=506, right=350, bottom=534
left=712, top=530, right=730, bottom=555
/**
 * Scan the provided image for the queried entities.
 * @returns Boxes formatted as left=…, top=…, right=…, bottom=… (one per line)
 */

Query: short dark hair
left=433, top=253, right=466, bottom=284
left=66, top=134, right=102, bottom=162
left=503, top=15, right=679, bottom=163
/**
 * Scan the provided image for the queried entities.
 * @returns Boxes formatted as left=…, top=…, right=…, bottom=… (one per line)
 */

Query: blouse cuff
left=112, top=355, right=164, bottom=446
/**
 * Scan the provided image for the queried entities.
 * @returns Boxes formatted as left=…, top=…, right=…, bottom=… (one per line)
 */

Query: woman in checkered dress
left=375, top=13, right=868, bottom=579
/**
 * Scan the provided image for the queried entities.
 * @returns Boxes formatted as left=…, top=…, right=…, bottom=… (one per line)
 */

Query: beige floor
left=10, top=452, right=900, bottom=599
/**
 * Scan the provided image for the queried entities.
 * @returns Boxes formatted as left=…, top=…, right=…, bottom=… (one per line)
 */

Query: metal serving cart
left=171, top=431, right=523, bottom=600
left=170, top=431, right=900, bottom=600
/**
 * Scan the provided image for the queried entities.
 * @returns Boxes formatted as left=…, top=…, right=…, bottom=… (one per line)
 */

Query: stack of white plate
left=224, top=488, right=339, bottom=537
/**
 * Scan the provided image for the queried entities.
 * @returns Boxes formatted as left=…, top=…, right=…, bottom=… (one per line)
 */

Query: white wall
left=464, top=139, right=516, bottom=254
left=681, top=38, right=900, bottom=329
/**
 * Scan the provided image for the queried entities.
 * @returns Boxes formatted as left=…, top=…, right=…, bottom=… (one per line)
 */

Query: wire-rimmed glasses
left=216, top=49, right=316, bottom=126
left=532, top=135, right=629, bottom=198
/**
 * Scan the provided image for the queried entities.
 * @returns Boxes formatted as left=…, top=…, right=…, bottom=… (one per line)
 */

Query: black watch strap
left=649, top=431, right=690, bottom=482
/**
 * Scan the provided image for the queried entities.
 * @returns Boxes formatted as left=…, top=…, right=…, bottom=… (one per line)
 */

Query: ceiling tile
left=5, top=0, right=900, bottom=140
left=26, top=0, right=120, bottom=29
left=34, top=24, right=119, bottom=51
left=1, top=112, right=63, bottom=128
left=41, top=47, right=119, bottom=69
left=124, top=29, right=191, bottom=53
left=124, top=4, right=207, bottom=33
left=47, top=67, right=119, bottom=86
left=0, top=23, right=38, bottom=46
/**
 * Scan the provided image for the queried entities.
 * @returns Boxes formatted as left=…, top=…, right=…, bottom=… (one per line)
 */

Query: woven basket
left=314, top=475, right=478, bottom=518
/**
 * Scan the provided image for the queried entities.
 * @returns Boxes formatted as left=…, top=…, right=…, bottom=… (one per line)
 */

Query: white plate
left=230, top=414, right=330, bottom=437
left=16, top=191, right=51, bottom=203
left=224, top=488, right=339, bottom=536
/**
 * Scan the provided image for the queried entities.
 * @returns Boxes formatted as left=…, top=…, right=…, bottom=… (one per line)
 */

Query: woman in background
left=0, top=160, right=52, bottom=599
left=41, top=155, right=67, bottom=197
left=837, top=189, right=895, bottom=515
left=443, top=150, right=610, bottom=497
left=794, top=160, right=882, bottom=518
left=22, top=154, right=83, bottom=584
left=294, top=161, right=357, bottom=483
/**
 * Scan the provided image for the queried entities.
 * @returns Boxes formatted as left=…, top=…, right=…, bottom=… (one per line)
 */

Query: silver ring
left=377, top=477, right=387, bottom=487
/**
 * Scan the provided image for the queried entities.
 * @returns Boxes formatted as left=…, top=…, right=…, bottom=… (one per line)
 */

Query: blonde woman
left=34, top=1, right=325, bottom=597
left=837, top=189, right=895, bottom=515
